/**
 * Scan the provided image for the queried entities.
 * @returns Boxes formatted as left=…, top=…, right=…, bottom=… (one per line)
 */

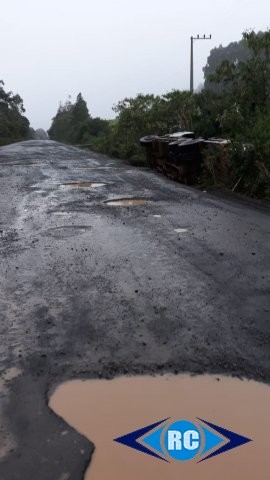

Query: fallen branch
left=232, top=176, right=243, bottom=192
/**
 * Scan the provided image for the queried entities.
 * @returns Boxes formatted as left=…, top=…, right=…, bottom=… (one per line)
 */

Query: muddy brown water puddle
left=61, top=182, right=106, bottom=189
left=49, top=374, right=270, bottom=480
left=104, top=198, right=151, bottom=207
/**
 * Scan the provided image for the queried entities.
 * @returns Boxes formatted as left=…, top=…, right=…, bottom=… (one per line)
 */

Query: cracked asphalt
left=0, top=140, right=269, bottom=480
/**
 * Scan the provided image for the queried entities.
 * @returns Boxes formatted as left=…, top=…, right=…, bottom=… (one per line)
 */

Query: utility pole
left=190, top=34, right=212, bottom=93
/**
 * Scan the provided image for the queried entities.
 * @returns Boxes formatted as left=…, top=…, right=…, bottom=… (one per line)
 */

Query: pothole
left=49, top=374, right=270, bottom=480
left=42, top=225, right=92, bottom=239
left=50, top=212, right=72, bottom=216
left=28, top=183, right=60, bottom=189
left=174, top=228, right=188, bottom=234
left=104, top=198, right=151, bottom=207
left=61, top=182, right=106, bottom=189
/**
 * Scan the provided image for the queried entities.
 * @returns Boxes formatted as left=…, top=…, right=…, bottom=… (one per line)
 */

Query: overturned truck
left=140, top=131, right=229, bottom=185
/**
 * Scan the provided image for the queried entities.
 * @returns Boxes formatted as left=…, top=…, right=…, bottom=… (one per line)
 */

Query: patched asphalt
left=0, top=140, right=269, bottom=480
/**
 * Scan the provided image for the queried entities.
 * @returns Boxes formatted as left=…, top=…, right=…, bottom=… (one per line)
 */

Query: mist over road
left=0, top=140, right=269, bottom=480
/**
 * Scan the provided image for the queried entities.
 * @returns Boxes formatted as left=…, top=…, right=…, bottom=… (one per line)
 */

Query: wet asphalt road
left=0, top=140, right=269, bottom=480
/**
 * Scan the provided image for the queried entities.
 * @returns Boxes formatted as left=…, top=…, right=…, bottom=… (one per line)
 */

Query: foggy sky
left=1, top=0, right=269, bottom=130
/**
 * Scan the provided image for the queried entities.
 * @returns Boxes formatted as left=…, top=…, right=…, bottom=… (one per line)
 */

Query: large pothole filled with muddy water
left=104, top=198, right=152, bottom=207
left=49, top=374, right=270, bottom=480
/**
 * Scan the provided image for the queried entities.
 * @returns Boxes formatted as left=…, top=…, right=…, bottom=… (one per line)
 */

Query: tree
left=72, top=93, right=89, bottom=124
left=111, top=91, right=199, bottom=159
left=34, top=129, right=48, bottom=140
left=0, top=80, right=30, bottom=145
left=204, top=39, right=251, bottom=92
left=48, top=94, right=91, bottom=144
left=48, top=99, right=74, bottom=142
left=204, top=30, right=270, bottom=197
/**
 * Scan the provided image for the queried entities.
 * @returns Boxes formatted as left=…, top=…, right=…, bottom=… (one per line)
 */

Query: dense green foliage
left=203, top=39, right=251, bottom=92
left=107, top=30, right=270, bottom=198
left=0, top=80, right=31, bottom=145
left=206, top=30, right=270, bottom=198
left=48, top=31, right=270, bottom=199
left=48, top=93, right=108, bottom=146
left=33, top=128, right=48, bottom=140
